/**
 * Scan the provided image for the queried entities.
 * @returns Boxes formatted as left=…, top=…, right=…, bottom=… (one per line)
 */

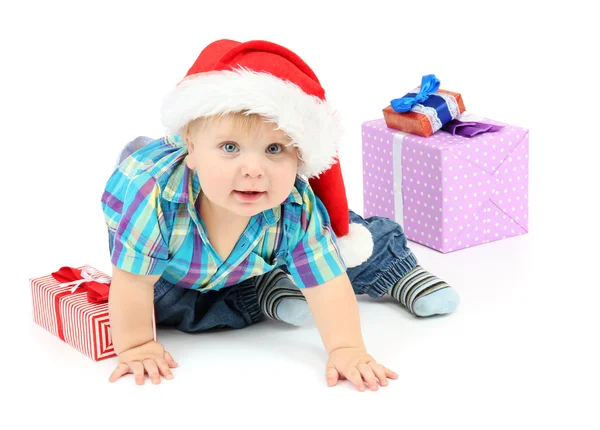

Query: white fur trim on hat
left=336, top=223, right=374, bottom=268
left=160, top=67, right=343, bottom=178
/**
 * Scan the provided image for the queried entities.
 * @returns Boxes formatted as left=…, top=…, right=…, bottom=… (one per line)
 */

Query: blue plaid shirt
left=101, top=135, right=346, bottom=291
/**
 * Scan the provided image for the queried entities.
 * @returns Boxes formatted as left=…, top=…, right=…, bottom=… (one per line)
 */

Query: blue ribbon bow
left=391, top=74, right=441, bottom=113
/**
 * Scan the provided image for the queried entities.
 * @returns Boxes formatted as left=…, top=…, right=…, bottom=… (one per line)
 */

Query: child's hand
left=326, top=347, right=398, bottom=391
left=108, top=340, right=178, bottom=385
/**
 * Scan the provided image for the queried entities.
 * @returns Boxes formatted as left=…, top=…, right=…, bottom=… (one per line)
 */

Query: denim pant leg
left=152, top=277, right=264, bottom=333
left=107, top=229, right=264, bottom=333
left=346, top=210, right=419, bottom=299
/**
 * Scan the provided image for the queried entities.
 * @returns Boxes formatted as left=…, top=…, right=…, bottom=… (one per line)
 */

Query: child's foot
left=387, top=265, right=459, bottom=317
left=255, top=269, right=311, bottom=326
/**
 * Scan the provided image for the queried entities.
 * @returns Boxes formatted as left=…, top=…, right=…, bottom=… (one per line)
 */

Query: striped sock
left=387, top=265, right=459, bottom=317
left=254, top=268, right=311, bottom=326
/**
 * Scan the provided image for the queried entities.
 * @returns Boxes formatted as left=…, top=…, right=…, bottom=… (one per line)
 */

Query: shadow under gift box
left=30, top=265, right=157, bottom=361
left=362, top=116, right=529, bottom=253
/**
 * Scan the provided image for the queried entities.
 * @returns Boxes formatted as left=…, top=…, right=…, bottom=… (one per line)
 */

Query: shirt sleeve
left=284, top=184, right=347, bottom=289
left=108, top=173, right=170, bottom=276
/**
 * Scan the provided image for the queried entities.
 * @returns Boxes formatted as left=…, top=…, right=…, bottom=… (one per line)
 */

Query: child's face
left=184, top=114, right=300, bottom=218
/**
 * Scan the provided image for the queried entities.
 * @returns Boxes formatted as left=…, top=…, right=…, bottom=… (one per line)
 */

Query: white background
left=2, top=0, right=599, bottom=428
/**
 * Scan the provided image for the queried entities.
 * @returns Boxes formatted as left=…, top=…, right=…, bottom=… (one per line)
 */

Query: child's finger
left=143, top=359, right=161, bottom=385
left=326, top=365, right=339, bottom=387
left=164, top=351, right=178, bottom=368
left=370, top=363, right=390, bottom=386
left=384, top=367, right=399, bottom=379
left=357, top=363, right=378, bottom=391
left=155, top=358, right=174, bottom=380
left=129, top=361, right=145, bottom=385
left=347, top=367, right=366, bottom=392
left=108, top=362, right=130, bottom=382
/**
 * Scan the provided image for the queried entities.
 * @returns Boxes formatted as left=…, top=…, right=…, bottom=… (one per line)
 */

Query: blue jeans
left=107, top=138, right=419, bottom=332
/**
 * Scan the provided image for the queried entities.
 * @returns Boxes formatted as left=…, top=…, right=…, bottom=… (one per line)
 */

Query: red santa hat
left=160, top=39, right=373, bottom=268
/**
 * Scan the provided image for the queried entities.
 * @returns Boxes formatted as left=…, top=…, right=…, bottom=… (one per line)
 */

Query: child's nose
left=240, top=155, right=264, bottom=178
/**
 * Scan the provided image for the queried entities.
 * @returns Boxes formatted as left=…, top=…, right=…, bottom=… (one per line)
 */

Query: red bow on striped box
left=30, top=265, right=117, bottom=361
left=31, top=265, right=158, bottom=361
left=51, top=266, right=112, bottom=303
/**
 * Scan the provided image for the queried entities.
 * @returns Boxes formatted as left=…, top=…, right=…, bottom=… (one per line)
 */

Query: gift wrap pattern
left=31, top=265, right=116, bottom=361
left=362, top=116, right=529, bottom=253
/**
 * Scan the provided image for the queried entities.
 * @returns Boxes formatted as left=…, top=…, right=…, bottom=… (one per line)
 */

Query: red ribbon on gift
left=50, top=266, right=112, bottom=341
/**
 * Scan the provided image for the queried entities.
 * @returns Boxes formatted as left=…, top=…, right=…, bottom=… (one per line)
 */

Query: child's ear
left=184, top=136, right=194, bottom=153
left=183, top=125, right=196, bottom=169
left=185, top=140, right=196, bottom=170
left=183, top=125, right=193, bottom=149
left=185, top=152, right=196, bottom=170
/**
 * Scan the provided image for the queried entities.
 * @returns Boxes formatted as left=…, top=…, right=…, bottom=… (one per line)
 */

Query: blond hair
left=182, top=111, right=270, bottom=139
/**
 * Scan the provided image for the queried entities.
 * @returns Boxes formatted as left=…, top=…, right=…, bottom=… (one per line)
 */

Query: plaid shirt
left=101, top=135, right=346, bottom=291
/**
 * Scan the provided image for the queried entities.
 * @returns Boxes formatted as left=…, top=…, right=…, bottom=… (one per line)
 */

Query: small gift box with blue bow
left=383, top=74, right=466, bottom=138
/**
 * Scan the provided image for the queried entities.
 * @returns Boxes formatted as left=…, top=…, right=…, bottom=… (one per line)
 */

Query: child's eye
left=221, top=142, right=239, bottom=153
left=267, top=144, right=284, bottom=155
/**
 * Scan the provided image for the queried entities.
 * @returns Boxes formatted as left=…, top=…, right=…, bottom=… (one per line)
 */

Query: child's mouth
left=234, top=190, right=266, bottom=202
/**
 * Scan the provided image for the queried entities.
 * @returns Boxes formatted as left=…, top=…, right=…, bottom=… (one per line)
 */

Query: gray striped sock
left=254, top=268, right=308, bottom=324
left=388, top=265, right=458, bottom=316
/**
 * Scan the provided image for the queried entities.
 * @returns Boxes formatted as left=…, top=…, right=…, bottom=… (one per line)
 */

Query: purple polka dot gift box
left=362, top=112, right=529, bottom=253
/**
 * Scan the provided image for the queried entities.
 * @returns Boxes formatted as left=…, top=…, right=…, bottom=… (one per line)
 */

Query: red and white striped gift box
left=30, top=265, right=156, bottom=362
